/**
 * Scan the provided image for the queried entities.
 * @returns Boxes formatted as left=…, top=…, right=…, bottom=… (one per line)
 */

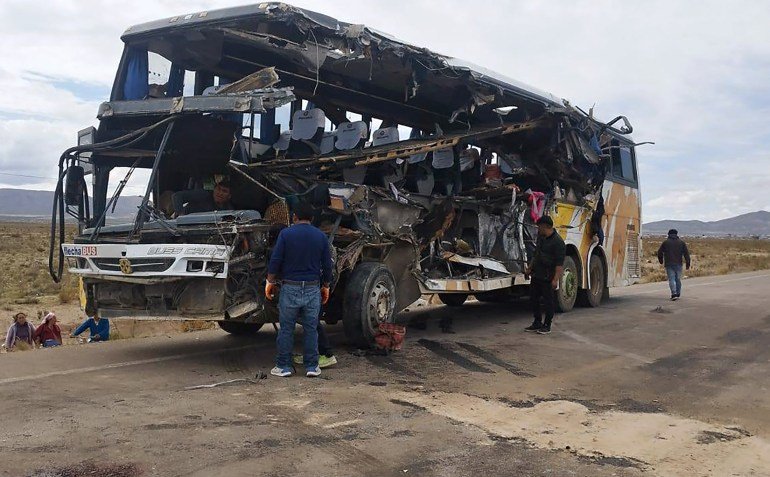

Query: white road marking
left=619, top=272, right=770, bottom=296
left=0, top=343, right=259, bottom=385
left=559, top=330, right=653, bottom=364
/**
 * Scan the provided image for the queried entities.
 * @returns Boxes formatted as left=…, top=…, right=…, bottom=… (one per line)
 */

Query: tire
left=217, top=321, right=264, bottom=335
left=556, top=256, right=579, bottom=313
left=578, top=254, right=606, bottom=307
left=343, top=262, right=397, bottom=348
left=438, top=293, right=468, bottom=307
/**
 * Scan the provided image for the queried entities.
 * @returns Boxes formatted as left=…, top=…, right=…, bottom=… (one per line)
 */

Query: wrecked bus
left=50, top=3, right=643, bottom=346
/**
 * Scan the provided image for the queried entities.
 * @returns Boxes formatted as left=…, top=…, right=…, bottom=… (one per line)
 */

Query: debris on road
left=184, top=378, right=259, bottom=390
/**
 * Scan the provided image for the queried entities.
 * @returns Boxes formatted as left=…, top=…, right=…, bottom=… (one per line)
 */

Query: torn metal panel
left=417, top=276, right=515, bottom=294
left=440, top=252, right=510, bottom=275
left=372, top=201, right=422, bottom=236
left=216, top=66, right=280, bottom=93
left=383, top=242, right=422, bottom=312
left=97, top=87, right=295, bottom=119
left=478, top=212, right=504, bottom=257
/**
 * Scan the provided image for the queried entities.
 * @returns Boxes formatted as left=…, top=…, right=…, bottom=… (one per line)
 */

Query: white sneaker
left=306, top=366, right=321, bottom=378
left=270, top=366, right=292, bottom=377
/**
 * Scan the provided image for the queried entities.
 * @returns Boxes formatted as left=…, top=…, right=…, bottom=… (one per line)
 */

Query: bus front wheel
left=343, top=262, right=396, bottom=348
left=217, top=321, right=264, bottom=335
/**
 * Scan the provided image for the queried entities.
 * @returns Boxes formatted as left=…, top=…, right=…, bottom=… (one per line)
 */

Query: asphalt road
left=2, top=271, right=770, bottom=477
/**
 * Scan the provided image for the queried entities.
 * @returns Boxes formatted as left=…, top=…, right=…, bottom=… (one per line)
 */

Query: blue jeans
left=276, top=284, right=320, bottom=370
left=666, top=264, right=683, bottom=295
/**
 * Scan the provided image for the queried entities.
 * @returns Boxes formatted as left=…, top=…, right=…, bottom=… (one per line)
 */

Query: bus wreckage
left=50, top=3, right=645, bottom=346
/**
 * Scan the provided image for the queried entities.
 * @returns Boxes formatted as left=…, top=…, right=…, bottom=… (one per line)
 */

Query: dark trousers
left=530, top=278, right=555, bottom=327
left=317, top=319, right=333, bottom=357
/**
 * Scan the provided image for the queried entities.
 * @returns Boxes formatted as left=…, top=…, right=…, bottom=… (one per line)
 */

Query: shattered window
left=147, top=52, right=172, bottom=97
left=611, top=141, right=637, bottom=184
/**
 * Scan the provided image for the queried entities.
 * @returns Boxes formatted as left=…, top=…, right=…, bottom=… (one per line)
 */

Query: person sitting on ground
left=70, top=313, right=110, bottom=342
left=172, top=180, right=234, bottom=216
left=657, top=228, right=691, bottom=301
left=4, top=312, right=35, bottom=351
left=34, top=313, right=63, bottom=348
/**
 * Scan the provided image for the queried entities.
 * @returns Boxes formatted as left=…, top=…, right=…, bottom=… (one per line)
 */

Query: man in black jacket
left=524, top=215, right=566, bottom=334
left=657, top=229, right=691, bottom=301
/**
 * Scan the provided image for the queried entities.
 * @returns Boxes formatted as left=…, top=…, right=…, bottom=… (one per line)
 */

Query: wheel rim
left=366, top=281, right=393, bottom=335
left=562, top=268, right=577, bottom=298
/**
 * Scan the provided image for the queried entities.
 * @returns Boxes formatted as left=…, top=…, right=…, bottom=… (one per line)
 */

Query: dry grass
left=0, top=222, right=79, bottom=305
left=641, top=237, right=770, bottom=283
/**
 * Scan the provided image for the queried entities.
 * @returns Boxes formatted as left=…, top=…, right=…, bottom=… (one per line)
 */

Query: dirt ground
left=640, top=236, right=770, bottom=283
left=1, top=270, right=770, bottom=476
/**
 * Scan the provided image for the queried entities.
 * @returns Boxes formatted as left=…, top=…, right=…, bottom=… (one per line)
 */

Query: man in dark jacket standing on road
left=657, top=229, right=691, bottom=301
left=524, top=216, right=566, bottom=335
left=266, top=202, right=333, bottom=378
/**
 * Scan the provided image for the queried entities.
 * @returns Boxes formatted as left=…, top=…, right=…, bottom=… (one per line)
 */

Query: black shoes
left=525, top=323, right=552, bottom=334
left=670, top=293, right=680, bottom=301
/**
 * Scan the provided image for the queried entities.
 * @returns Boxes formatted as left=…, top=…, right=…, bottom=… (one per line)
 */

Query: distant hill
left=0, top=188, right=142, bottom=220
left=644, top=211, right=770, bottom=237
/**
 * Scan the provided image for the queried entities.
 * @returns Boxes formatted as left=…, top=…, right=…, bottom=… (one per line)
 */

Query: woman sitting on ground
left=3, top=312, right=35, bottom=351
left=34, top=313, right=62, bottom=348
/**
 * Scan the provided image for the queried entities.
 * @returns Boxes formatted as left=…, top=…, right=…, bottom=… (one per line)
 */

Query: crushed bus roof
left=119, top=2, right=567, bottom=128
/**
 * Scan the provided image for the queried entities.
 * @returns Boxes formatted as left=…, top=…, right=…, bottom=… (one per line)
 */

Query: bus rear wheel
left=217, top=321, right=264, bottom=335
left=556, top=256, right=578, bottom=312
left=578, top=254, right=605, bottom=308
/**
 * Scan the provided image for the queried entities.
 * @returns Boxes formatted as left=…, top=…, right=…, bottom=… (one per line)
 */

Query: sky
left=1, top=0, right=769, bottom=222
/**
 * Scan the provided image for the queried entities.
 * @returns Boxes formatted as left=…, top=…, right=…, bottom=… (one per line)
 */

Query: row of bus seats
left=257, top=108, right=466, bottom=195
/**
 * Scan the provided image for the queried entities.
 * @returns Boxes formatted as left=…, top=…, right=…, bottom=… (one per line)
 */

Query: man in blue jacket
left=266, top=202, right=333, bottom=378
left=70, top=313, right=110, bottom=342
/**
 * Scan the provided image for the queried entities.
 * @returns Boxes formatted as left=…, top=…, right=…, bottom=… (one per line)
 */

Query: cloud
left=1, top=0, right=768, bottom=221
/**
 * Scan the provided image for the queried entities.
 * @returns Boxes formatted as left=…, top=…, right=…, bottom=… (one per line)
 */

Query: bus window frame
left=608, top=139, right=639, bottom=188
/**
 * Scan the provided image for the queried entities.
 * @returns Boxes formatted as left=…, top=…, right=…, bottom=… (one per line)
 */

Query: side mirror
left=64, top=165, right=85, bottom=206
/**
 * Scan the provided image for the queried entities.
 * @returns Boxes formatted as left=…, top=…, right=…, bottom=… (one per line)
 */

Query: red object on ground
left=374, top=323, right=406, bottom=351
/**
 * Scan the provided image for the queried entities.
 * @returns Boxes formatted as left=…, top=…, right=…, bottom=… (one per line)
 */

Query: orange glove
left=321, top=286, right=330, bottom=305
left=265, top=281, right=277, bottom=301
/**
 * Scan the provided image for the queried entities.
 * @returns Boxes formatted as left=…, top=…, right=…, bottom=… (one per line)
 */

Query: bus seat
left=320, top=131, right=336, bottom=155
left=371, top=127, right=399, bottom=146
left=335, top=121, right=368, bottom=151
left=272, top=130, right=291, bottom=155
left=338, top=121, right=369, bottom=183
left=288, top=108, right=326, bottom=157
left=291, top=109, right=326, bottom=142
left=432, top=147, right=455, bottom=169
left=416, top=163, right=435, bottom=195
left=371, top=127, right=402, bottom=186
